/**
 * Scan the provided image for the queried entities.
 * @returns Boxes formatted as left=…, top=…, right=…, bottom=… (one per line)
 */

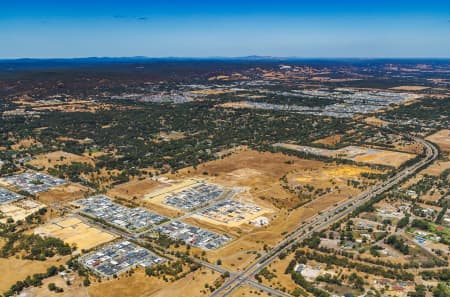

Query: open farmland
left=34, top=216, right=118, bottom=251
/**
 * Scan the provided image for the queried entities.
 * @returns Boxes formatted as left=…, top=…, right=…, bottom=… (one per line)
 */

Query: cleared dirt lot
left=37, top=183, right=90, bottom=204
left=34, top=216, right=118, bottom=251
left=426, top=129, right=450, bottom=152
left=0, top=199, right=46, bottom=223
left=276, top=143, right=415, bottom=168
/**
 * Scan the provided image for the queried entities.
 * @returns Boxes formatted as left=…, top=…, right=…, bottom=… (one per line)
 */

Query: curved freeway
left=211, top=137, right=438, bottom=297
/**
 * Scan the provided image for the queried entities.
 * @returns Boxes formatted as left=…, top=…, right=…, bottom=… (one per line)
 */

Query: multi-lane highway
left=52, top=136, right=438, bottom=297
left=210, top=137, right=438, bottom=297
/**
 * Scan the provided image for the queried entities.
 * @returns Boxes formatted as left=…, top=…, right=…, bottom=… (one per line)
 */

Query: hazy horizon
left=1, top=0, right=450, bottom=59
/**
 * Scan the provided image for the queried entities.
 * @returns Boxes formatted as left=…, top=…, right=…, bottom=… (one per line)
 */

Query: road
left=210, top=137, right=438, bottom=297
left=50, top=137, right=438, bottom=297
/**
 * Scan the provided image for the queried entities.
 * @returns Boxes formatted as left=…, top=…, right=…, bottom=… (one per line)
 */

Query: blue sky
left=1, top=0, right=449, bottom=58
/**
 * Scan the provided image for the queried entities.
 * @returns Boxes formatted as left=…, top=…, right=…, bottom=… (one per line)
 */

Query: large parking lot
left=1, top=172, right=66, bottom=194
left=156, top=220, right=231, bottom=250
left=0, top=187, right=24, bottom=204
left=74, top=195, right=168, bottom=232
left=80, top=240, right=166, bottom=277
left=164, top=183, right=225, bottom=210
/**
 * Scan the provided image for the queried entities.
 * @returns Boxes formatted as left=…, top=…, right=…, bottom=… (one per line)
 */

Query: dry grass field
left=19, top=272, right=87, bottom=297
left=11, top=138, right=41, bottom=150
left=426, top=129, right=450, bottom=152
left=28, top=150, right=94, bottom=169
left=422, top=160, right=450, bottom=176
left=189, top=89, right=234, bottom=95
left=157, top=131, right=186, bottom=141
left=363, top=116, right=389, bottom=127
left=14, top=98, right=137, bottom=113
left=34, top=216, right=118, bottom=251
left=216, top=101, right=255, bottom=109
left=88, top=267, right=221, bottom=297
left=390, top=85, right=430, bottom=91
left=313, top=134, right=343, bottom=146
left=0, top=257, right=68, bottom=293
left=37, top=183, right=90, bottom=204
left=230, top=285, right=273, bottom=297
left=108, top=178, right=171, bottom=201
left=170, top=150, right=326, bottom=209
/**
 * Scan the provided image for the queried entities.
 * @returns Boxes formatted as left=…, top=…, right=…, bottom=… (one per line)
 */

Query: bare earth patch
left=34, top=216, right=118, bottom=251
left=37, top=183, right=90, bottom=204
